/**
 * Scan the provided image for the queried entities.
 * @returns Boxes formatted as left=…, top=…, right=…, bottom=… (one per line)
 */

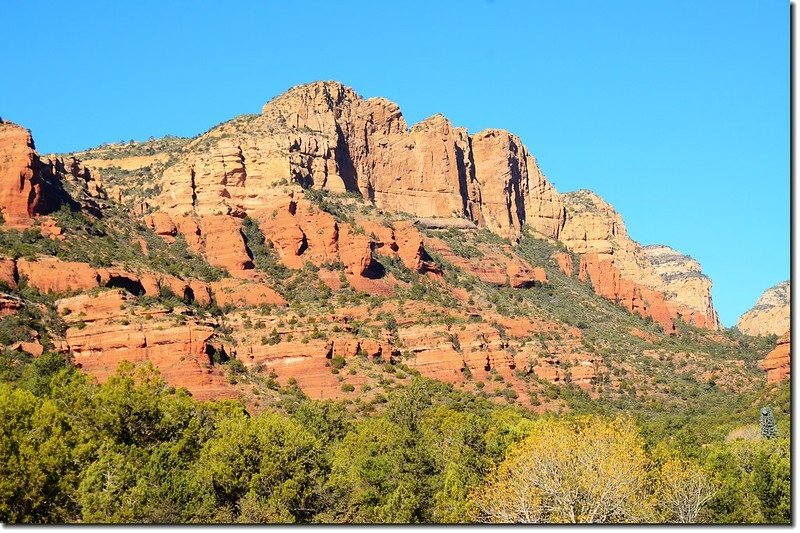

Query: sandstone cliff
left=737, top=281, right=790, bottom=337
left=0, top=119, right=111, bottom=229
left=68, top=82, right=721, bottom=333
left=0, top=120, right=64, bottom=227
left=759, top=333, right=790, bottom=383
left=641, top=245, right=719, bottom=329
left=157, top=81, right=565, bottom=240
left=560, top=190, right=720, bottom=330
left=57, top=289, right=239, bottom=401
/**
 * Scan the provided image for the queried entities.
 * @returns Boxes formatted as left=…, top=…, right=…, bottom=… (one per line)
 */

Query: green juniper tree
left=759, top=407, right=777, bottom=439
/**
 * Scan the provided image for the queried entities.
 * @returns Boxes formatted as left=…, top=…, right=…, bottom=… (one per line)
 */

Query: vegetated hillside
left=0, top=85, right=789, bottom=524
left=65, top=81, right=721, bottom=333
left=0, top=181, right=781, bottom=431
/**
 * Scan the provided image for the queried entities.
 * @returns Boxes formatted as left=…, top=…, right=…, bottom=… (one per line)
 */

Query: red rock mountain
left=158, top=82, right=565, bottom=241
left=737, top=281, right=791, bottom=384
left=0, top=81, right=775, bottom=408
left=147, top=82, right=719, bottom=331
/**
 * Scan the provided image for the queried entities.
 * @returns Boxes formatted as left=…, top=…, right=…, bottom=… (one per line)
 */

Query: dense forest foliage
left=0, top=347, right=789, bottom=524
left=0, top=187, right=789, bottom=525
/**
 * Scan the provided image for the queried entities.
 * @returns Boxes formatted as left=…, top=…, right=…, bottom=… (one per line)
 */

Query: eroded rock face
left=157, top=81, right=565, bottom=240
left=17, top=257, right=101, bottom=294
left=0, top=120, right=108, bottom=229
left=144, top=212, right=178, bottom=241
left=560, top=190, right=719, bottom=330
left=0, top=121, right=62, bottom=227
left=578, top=252, right=676, bottom=333
left=199, top=215, right=254, bottom=275
left=424, top=235, right=547, bottom=288
left=760, top=333, right=790, bottom=383
left=552, top=251, right=574, bottom=277
left=12, top=255, right=238, bottom=308
left=210, top=278, right=286, bottom=308
left=737, top=281, right=790, bottom=337
left=641, top=245, right=719, bottom=329
left=57, top=290, right=238, bottom=400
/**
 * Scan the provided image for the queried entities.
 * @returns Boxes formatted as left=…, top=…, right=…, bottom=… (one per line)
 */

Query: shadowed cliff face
left=157, top=81, right=565, bottom=241
left=0, top=121, right=63, bottom=227
left=0, top=120, right=103, bottom=227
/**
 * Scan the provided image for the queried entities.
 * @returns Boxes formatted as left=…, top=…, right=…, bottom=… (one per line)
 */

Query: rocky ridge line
left=737, top=280, right=790, bottom=337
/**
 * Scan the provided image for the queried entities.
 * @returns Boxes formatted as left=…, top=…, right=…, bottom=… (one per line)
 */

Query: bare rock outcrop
left=0, top=121, right=64, bottom=227
left=210, top=278, right=286, bottom=308
left=578, top=252, right=676, bottom=333
left=641, top=245, right=719, bottom=329
left=57, top=290, right=238, bottom=400
left=560, top=190, right=720, bottom=330
left=424, top=235, right=547, bottom=288
left=759, top=333, right=790, bottom=383
left=157, top=81, right=565, bottom=240
left=737, top=281, right=790, bottom=337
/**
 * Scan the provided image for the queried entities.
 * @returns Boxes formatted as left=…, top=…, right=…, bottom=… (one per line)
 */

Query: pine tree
left=760, top=406, right=777, bottom=439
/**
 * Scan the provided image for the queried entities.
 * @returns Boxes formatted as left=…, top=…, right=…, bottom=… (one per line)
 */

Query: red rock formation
left=199, top=215, right=254, bottom=275
left=158, top=81, right=565, bottom=240
left=39, top=217, right=65, bottom=240
left=253, top=196, right=401, bottom=293
left=552, top=251, right=574, bottom=277
left=188, top=280, right=213, bottom=306
left=0, top=294, right=24, bottom=316
left=579, top=252, right=676, bottom=333
left=14, top=255, right=217, bottom=309
left=424, top=235, right=545, bottom=288
left=210, top=278, right=286, bottom=308
left=470, top=128, right=564, bottom=239
left=760, top=334, right=790, bottom=383
left=0, top=257, right=17, bottom=288
left=0, top=121, right=61, bottom=228
left=173, top=215, right=204, bottom=254
left=359, top=219, right=440, bottom=275
left=338, top=224, right=373, bottom=276
left=143, top=212, right=177, bottom=242
left=507, top=258, right=547, bottom=288
left=58, top=290, right=238, bottom=400
left=561, top=190, right=720, bottom=330
left=17, top=257, right=100, bottom=294
left=11, top=340, right=44, bottom=357
left=391, top=221, right=441, bottom=274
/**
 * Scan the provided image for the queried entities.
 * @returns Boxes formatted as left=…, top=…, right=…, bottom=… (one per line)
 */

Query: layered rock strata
left=759, top=333, right=790, bottom=383
left=57, top=289, right=238, bottom=400
left=560, top=190, right=719, bottom=330
left=737, top=281, right=790, bottom=336
left=158, top=81, right=565, bottom=240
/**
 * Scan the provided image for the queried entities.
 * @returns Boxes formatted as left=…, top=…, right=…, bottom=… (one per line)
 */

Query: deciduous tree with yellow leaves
left=471, top=416, right=654, bottom=523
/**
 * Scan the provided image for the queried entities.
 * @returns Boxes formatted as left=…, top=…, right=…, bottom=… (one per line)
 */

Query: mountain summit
left=0, top=81, right=777, bottom=407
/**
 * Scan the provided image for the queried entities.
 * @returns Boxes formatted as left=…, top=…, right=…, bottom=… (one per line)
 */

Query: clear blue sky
left=0, top=0, right=788, bottom=327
